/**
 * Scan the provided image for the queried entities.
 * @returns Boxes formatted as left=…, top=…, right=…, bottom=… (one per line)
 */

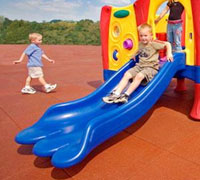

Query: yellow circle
left=110, top=22, right=121, bottom=42
left=113, top=25, right=120, bottom=37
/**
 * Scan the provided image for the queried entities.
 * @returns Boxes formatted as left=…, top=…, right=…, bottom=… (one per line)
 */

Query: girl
left=155, top=0, right=184, bottom=52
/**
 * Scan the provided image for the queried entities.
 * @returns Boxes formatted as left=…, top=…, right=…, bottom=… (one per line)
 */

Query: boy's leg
left=114, top=71, right=133, bottom=95
left=114, top=67, right=157, bottom=103
left=39, top=76, right=57, bottom=93
left=103, top=67, right=140, bottom=103
left=102, top=71, right=133, bottom=103
left=114, top=66, right=140, bottom=95
left=25, top=76, right=32, bottom=87
left=125, top=72, right=145, bottom=95
left=21, top=76, right=36, bottom=94
left=114, top=72, right=145, bottom=103
left=38, top=76, right=47, bottom=86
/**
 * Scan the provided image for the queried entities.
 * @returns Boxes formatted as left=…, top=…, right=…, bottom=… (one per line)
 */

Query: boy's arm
left=164, top=41, right=173, bottom=62
left=131, top=49, right=139, bottom=61
left=13, top=52, right=26, bottom=64
left=42, top=54, right=55, bottom=63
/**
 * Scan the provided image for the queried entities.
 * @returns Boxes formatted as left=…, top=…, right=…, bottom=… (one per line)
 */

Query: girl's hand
left=154, top=19, right=159, bottom=24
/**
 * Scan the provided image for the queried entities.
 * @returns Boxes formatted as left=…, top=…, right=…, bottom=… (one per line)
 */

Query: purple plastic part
left=123, top=39, right=133, bottom=50
left=159, top=56, right=167, bottom=68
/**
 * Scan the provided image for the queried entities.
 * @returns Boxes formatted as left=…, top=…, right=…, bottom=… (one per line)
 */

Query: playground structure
left=15, top=0, right=200, bottom=168
left=101, top=0, right=200, bottom=119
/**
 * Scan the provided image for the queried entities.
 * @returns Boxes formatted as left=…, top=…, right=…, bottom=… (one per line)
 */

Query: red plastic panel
left=100, top=6, right=111, bottom=69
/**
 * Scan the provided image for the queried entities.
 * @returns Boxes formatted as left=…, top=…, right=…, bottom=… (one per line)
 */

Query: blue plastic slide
left=15, top=53, right=185, bottom=168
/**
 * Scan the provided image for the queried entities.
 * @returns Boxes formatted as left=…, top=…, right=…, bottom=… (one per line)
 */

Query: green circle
left=114, top=10, right=129, bottom=18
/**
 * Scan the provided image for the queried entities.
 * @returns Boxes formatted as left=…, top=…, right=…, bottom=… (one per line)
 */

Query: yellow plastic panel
left=155, top=14, right=168, bottom=33
left=108, top=4, right=138, bottom=70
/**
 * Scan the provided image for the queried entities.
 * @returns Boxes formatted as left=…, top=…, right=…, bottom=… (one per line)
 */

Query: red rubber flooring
left=1, top=45, right=200, bottom=180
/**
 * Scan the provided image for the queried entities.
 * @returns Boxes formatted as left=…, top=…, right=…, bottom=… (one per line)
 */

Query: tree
left=0, top=18, right=100, bottom=45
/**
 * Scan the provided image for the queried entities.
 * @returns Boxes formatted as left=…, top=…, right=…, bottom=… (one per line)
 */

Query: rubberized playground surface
left=1, top=45, right=200, bottom=180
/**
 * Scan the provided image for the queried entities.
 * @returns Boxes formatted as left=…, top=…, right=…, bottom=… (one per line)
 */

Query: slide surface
left=15, top=53, right=186, bottom=168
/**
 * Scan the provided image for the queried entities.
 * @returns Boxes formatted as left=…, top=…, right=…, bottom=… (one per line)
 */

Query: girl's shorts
left=28, top=67, right=44, bottom=78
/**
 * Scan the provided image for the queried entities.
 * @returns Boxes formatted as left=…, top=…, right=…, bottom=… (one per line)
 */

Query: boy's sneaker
left=21, top=87, right=36, bottom=94
left=114, top=93, right=129, bottom=103
left=102, top=92, right=120, bottom=104
left=45, top=84, right=57, bottom=93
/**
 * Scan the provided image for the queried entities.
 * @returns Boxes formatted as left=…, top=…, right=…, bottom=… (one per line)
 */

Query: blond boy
left=103, top=23, right=173, bottom=103
left=13, top=33, right=57, bottom=94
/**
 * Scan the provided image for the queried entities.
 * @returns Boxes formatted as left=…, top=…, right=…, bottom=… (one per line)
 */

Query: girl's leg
left=173, top=23, right=182, bottom=51
left=125, top=72, right=145, bottom=95
left=167, top=23, right=174, bottom=51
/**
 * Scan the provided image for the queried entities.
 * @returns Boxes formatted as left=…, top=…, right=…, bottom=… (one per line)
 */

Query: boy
left=13, top=33, right=57, bottom=94
left=103, top=23, right=173, bottom=104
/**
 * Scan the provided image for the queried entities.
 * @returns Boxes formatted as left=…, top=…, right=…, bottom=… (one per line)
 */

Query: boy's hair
left=138, top=23, right=153, bottom=35
left=29, top=33, right=42, bottom=42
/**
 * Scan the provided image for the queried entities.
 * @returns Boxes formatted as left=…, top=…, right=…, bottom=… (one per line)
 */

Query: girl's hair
left=138, top=23, right=153, bottom=34
left=29, top=33, right=42, bottom=42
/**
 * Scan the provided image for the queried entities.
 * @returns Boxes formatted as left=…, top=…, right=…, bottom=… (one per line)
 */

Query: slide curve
left=15, top=53, right=185, bottom=168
